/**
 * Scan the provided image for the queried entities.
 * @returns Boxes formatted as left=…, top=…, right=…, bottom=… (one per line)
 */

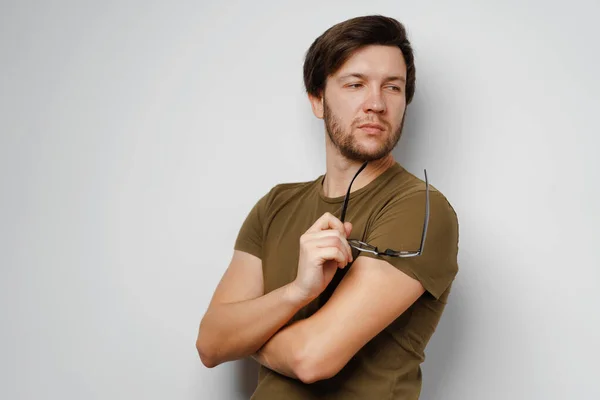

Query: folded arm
left=196, top=250, right=311, bottom=368
left=254, top=255, right=425, bottom=383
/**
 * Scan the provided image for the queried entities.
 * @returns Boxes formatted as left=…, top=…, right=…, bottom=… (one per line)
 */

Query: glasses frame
left=340, top=161, right=430, bottom=258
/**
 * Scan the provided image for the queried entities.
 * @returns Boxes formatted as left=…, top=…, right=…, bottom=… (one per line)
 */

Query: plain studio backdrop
left=1, top=1, right=599, bottom=399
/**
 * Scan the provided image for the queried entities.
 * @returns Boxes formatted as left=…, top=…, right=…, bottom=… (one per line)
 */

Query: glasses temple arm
left=418, top=169, right=430, bottom=252
left=340, top=161, right=369, bottom=223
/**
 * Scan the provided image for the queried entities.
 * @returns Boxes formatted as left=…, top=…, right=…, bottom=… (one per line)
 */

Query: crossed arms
left=195, top=246, right=424, bottom=383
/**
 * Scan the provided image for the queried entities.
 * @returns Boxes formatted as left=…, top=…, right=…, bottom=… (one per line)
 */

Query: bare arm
left=253, top=255, right=424, bottom=383
left=196, top=250, right=310, bottom=368
left=252, top=323, right=304, bottom=379
left=197, top=212, right=353, bottom=369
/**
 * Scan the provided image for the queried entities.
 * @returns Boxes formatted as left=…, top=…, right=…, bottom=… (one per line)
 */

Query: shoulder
left=372, top=168, right=459, bottom=234
left=259, top=176, right=322, bottom=210
left=390, top=168, right=457, bottom=215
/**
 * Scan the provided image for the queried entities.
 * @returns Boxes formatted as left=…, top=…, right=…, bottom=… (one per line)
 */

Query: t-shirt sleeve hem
left=234, top=240, right=262, bottom=260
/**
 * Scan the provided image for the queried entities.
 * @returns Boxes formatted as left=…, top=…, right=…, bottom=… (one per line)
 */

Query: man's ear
left=308, top=92, right=324, bottom=119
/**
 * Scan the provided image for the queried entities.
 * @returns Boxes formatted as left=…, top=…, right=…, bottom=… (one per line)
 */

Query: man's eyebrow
left=337, top=73, right=406, bottom=83
left=385, top=75, right=406, bottom=83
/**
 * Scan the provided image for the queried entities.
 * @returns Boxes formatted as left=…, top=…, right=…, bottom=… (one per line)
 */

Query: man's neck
left=322, top=152, right=396, bottom=198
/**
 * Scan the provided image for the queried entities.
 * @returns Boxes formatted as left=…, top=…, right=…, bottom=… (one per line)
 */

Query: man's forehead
left=334, top=45, right=407, bottom=79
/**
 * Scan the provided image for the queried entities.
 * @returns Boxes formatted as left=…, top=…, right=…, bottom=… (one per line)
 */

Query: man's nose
left=362, top=89, right=386, bottom=113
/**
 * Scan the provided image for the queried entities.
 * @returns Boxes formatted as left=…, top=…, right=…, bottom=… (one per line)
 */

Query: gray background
left=2, top=0, right=599, bottom=399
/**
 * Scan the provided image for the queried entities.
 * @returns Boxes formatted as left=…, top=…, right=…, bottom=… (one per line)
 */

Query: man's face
left=316, top=45, right=408, bottom=162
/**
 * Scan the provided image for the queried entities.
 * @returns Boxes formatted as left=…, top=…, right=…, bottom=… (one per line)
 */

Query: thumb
left=344, top=222, right=353, bottom=238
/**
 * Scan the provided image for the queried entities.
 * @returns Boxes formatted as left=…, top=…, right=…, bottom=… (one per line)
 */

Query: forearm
left=253, top=323, right=303, bottom=380
left=253, top=309, right=345, bottom=384
left=197, top=282, right=310, bottom=367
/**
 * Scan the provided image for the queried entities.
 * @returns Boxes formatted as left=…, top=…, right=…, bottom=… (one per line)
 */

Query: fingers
left=306, top=212, right=346, bottom=237
left=344, top=222, right=352, bottom=238
left=305, top=230, right=352, bottom=262
left=301, top=213, right=354, bottom=268
left=317, top=247, right=348, bottom=268
left=311, top=230, right=352, bottom=262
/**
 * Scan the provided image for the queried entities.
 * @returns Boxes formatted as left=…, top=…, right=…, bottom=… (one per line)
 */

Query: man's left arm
left=253, top=190, right=458, bottom=383
left=253, top=255, right=425, bottom=383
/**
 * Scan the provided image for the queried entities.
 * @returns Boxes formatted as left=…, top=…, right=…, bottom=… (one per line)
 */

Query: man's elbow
left=292, top=345, right=341, bottom=384
left=196, top=335, right=220, bottom=368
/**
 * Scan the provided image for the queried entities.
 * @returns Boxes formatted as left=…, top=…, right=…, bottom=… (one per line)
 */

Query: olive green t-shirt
left=234, top=162, right=459, bottom=400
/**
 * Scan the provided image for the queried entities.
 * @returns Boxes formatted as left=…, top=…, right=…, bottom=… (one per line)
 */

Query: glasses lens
left=348, top=239, right=377, bottom=252
left=385, top=249, right=420, bottom=257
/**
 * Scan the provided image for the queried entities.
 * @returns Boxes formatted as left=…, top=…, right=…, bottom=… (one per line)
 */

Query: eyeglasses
left=340, top=161, right=430, bottom=258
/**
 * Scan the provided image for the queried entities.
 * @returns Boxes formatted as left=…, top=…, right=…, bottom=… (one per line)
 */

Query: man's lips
left=358, top=123, right=385, bottom=133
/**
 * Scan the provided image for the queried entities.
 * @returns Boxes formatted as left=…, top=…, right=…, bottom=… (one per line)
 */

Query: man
left=196, top=15, right=459, bottom=399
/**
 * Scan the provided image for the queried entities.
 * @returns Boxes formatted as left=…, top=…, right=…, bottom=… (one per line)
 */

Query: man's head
left=303, top=15, right=415, bottom=162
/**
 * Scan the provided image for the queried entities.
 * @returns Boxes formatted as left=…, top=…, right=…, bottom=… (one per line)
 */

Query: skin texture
left=196, top=44, right=425, bottom=383
left=320, top=45, right=407, bottom=164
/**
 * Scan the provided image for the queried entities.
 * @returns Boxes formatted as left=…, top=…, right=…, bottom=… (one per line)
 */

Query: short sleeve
left=361, top=190, right=459, bottom=300
left=233, top=191, right=270, bottom=260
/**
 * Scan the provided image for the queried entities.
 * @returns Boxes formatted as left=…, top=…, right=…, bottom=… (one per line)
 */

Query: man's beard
left=323, top=99, right=405, bottom=162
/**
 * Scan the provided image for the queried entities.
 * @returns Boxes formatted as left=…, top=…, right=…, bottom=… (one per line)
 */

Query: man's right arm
left=195, top=250, right=312, bottom=368
left=196, top=211, right=353, bottom=370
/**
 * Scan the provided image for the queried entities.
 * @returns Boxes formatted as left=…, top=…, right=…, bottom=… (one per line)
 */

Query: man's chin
left=342, top=147, right=392, bottom=162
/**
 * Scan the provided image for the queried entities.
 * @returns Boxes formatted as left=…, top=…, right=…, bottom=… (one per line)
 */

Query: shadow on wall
left=393, top=92, right=471, bottom=399
left=419, top=274, right=469, bottom=399
left=236, top=357, right=259, bottom=398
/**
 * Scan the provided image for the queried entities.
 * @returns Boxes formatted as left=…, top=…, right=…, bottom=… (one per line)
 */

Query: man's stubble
left=323, top=98, right=406, bottom=162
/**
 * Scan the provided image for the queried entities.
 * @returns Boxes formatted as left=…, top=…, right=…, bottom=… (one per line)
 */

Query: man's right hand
left=293, top=212, right=354, bottom=301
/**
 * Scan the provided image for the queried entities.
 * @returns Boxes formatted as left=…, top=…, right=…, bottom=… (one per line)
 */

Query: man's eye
left=387, top=86, right=402, bottom=92
left=347, top=83, right=362, bottom=88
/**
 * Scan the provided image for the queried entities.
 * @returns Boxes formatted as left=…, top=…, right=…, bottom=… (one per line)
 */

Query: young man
left=196, top=15, right=459, bottom=399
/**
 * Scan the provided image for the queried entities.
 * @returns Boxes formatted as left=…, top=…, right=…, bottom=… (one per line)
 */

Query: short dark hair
left=303, top=15, right=416, bottom=104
